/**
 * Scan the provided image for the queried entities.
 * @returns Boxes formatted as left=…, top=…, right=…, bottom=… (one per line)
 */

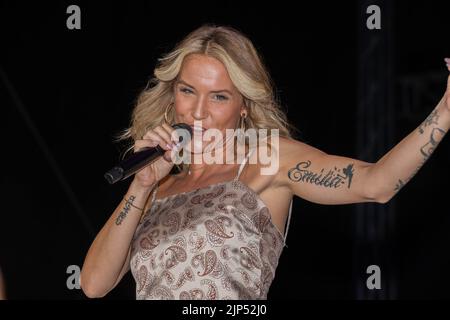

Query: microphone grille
left=172, top=123, right=192, bottom=134
left=172, top=123, right=193, bottom=143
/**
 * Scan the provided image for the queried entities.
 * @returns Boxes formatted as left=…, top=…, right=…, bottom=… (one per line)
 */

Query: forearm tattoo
left=288, top=160, right=355, bottom=189
left=418, top=109, right=440, bottom=134
left=394, top=121, right=447, bottom=192
left=409, top=127, right=446, bottom=180
left=115, top=195, right=136, bottom=225
left=419, top=127, right=446, bottom=160
left=408, top=127, right=446, bottom=180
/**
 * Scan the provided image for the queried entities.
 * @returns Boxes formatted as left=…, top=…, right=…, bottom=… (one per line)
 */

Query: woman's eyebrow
left=211, top=89, right=233, bottom=96
left=177, top=79, right=195, bottom=88
left=177, top=79, right=233, bottom=96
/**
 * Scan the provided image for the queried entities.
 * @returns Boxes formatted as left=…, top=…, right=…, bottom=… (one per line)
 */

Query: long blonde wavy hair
left=118, top=24, right=294, bottom=156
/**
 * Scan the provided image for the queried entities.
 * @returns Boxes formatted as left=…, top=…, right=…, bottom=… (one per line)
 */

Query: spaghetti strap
left=235, top=146, right=257, bottom=181
left=283, top=198, right=293, bottom=247
left=234, top=143, right=294, bottom=247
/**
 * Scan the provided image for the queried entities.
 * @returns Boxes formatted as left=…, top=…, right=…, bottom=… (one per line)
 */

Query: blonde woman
left=80, top=25, right=450, bottom=299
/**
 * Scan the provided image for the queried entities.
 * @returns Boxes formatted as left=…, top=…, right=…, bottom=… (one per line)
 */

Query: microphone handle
left=104, top=145, right=165, bottom=184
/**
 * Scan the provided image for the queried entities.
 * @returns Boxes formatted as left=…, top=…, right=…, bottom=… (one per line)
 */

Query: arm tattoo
left=419, top=127, right=446, bottom=160
left=418, top=109, right=440, bottom=134
left=394, top=179, right=405, bottom=192
left=115, top=195, right=136, bottom=225
left=288, top=160, right=355, bottom=189
left=411, top=127, right=446, bottom=179
left=395, top=126, right=446, bottom=192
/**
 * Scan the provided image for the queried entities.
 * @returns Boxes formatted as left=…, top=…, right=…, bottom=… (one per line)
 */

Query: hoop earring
left=164, top=103, right=174, bottom=124
left=240, top=112, right=247, bottom=131
left=238, top=113, right=247, bottom=143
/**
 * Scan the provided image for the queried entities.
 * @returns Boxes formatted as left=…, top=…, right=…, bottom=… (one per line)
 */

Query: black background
left=1, top=0, right=449, bottom=299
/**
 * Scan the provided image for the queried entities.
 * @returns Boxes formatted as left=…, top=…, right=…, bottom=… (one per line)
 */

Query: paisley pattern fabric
left=130, top=153, right=292, bottom=300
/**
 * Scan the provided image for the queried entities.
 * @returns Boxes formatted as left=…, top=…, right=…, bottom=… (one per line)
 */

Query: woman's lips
left=190, top=125, right=206, bottom=133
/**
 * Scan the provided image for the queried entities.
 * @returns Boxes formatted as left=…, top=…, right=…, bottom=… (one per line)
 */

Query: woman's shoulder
left=251, top=136, right=313, bottom=166
left=277, top=136, right=311, bottom=151
left=255, top=135, right=310, bottom=151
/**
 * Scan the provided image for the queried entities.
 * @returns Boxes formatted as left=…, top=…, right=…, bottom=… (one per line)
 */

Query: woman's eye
left=214, top=94, right=228, bottom=101
left=180, top=87, right=193, bottom=94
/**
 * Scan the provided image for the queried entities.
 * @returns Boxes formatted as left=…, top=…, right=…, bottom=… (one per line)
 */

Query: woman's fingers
left=142, top=128, right=173, bottom=151
left=162, top=122, right=180, bottom=144
left=133, top=138, right=158, bottom=152
left=153, top=125, right=175, bottom=148
left=162, top=150, right=173, bottom=163
left=133, top=124, right=182, bottom=155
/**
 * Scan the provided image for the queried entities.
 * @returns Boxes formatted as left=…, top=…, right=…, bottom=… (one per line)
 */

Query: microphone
left=104, top=123, right=192, bottom=184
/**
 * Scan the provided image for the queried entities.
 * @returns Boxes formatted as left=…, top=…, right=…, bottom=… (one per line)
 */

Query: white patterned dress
left=130, top=151, right=293, bottom=300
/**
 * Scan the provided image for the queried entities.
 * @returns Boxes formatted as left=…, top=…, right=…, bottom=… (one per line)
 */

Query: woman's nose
left=192, top=96, right=209, bottom=120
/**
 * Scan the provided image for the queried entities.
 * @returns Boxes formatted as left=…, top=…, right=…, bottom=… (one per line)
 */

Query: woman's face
left=173, top=54, right=244, bottom=154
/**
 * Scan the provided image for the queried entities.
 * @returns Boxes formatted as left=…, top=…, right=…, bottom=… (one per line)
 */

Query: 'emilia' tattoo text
left=288, top=160, right=355, bottom=189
